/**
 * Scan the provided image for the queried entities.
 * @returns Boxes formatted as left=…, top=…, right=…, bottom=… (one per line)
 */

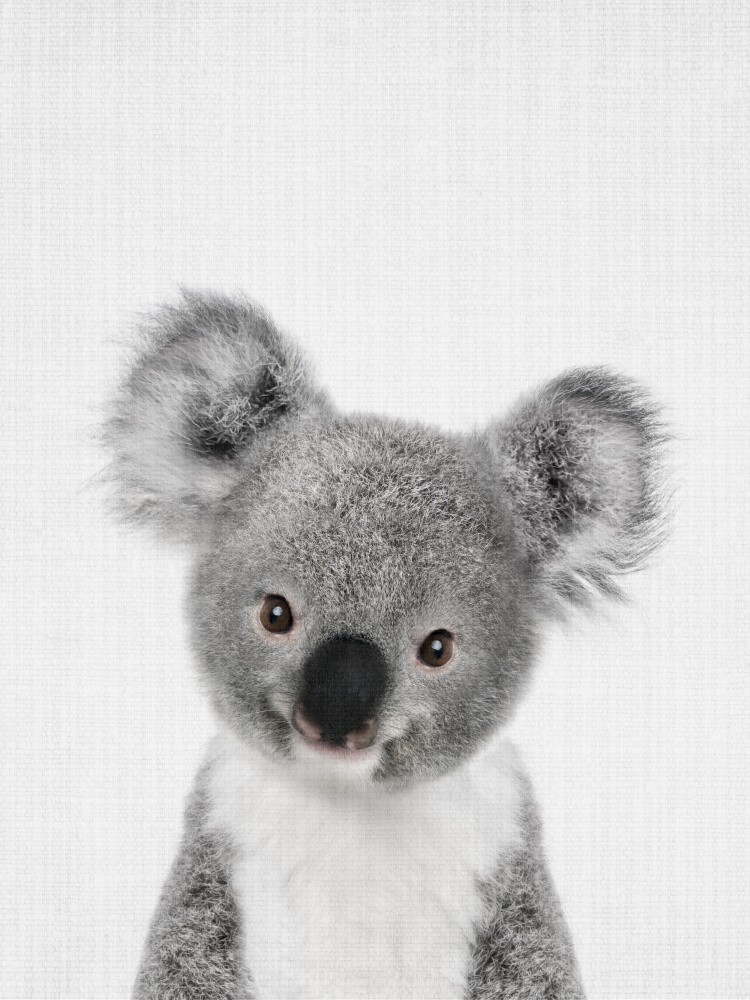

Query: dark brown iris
left=419, top=630, right=454, bottom=668
left=260, top=596, right=293, bottom=633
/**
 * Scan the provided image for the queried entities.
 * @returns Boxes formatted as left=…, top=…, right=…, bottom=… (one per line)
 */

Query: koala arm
left=466, top=777, right=585, bottom=1000
left=133, top=762, right=254, bottom=1000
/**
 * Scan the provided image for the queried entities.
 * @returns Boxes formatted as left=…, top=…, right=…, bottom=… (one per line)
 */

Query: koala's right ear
left=104, top=292, right=330, bottom=538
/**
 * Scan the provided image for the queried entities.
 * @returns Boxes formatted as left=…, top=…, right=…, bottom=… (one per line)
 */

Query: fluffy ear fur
left=104, top=291, right=329, bottom=537
left=482, top=368, right=667, bottom=608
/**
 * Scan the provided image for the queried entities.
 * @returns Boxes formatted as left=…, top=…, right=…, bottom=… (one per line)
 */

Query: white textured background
left=2, top=2, right=749, bottom=997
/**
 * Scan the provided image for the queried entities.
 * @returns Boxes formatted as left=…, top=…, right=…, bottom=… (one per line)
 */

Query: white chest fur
left=208, top=733, right=522, bottom=1000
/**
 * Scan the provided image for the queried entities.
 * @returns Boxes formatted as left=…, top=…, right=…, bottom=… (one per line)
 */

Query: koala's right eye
left=259, top=596, right=293, bottom=634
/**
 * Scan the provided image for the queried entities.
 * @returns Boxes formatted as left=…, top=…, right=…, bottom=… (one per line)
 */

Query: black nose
left=298, top=636, right=388, bottom=743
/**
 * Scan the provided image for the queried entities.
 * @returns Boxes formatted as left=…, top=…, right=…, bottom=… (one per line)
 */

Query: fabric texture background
left=2, top=2, right=748, bottom=997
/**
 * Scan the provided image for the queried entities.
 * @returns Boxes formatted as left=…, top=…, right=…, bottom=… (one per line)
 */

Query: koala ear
left=481, top=368, right=668, bottom=608
left=104, top=291, right=330, bottom=538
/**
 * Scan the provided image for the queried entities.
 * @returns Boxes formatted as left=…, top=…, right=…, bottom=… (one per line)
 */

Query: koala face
left=189, top=416, right=535, bottom=783
left=107, top=293, right=664, bottom=787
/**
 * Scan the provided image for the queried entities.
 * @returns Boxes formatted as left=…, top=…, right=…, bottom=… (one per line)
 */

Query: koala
left=106, top=292, right=665, bottom=1000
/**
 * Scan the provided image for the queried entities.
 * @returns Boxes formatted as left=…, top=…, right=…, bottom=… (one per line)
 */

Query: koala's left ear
left=481, top=368, right=668, bottom=607
left=105, top=291, right=330, bottom=538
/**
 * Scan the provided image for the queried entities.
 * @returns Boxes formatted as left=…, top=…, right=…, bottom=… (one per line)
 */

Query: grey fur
left=104, top=291, right=330, bottom=538
left=466, top=774, right=584, bottom=1000
left=478, top=367, right=668, bottom=610
left=133, top=759, right=254, bottom=1000
left=189, top=413, right=536, bottom=785
left=107, top=291, right=666, bottom=998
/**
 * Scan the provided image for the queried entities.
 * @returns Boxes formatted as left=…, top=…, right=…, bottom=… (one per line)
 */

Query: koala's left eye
left=419, top=630, right=454, bottom=668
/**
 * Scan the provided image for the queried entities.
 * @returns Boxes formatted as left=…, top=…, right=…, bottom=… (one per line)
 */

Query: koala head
left=107, top=292, right=665, bottom=786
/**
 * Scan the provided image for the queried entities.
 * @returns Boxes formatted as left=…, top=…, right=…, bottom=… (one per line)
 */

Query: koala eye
left=418, top=630, right=454, bottom=668
left=259, top=595, right=293, bottom=634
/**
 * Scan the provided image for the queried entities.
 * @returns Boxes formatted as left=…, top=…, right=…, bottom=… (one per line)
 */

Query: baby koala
left=107, top=292, right=664, bottom=1000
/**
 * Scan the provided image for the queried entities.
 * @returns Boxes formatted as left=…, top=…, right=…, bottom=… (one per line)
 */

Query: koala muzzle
left=295, top=636, right=388, bottom=749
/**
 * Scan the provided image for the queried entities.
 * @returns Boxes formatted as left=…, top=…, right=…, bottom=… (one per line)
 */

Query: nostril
left=291, top=704, right=323, bottom=742
left=343, top=718, right=376, bottom=750
left=291, top=704, right=377, bottom=750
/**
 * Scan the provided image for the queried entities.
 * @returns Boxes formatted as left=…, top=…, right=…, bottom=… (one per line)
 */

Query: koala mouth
left=291, top=703, right=377, bottom=755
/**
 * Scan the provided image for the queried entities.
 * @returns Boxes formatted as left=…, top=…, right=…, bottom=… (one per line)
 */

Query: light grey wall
left=3, top=2, right=748, bottom=996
